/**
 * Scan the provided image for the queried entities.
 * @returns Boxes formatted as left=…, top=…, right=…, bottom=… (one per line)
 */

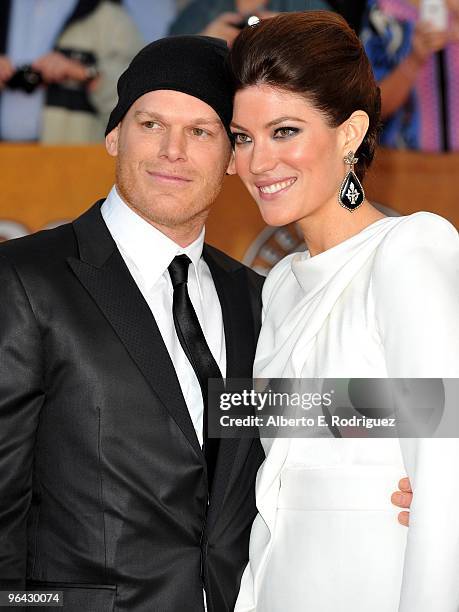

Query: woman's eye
left=232, top=132, right=252, bottom=145
left=274, top=127, right=299, bottom=138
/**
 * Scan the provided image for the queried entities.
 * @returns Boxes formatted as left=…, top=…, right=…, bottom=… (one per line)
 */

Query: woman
left=227, top=11, right=459, bottom=611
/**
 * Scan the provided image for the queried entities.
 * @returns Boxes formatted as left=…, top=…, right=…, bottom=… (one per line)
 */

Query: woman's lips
left=255, top=177, right=297, bottom=200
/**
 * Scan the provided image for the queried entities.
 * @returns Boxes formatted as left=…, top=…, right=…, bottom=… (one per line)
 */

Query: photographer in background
left=361, top=0, right=459, bottom=151
left=0, top=0, right=142, bottom=143
left=168, top=0, right=334, bottom=46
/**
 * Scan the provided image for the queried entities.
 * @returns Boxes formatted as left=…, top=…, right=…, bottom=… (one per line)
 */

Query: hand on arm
left=391, top=477, right=413, bottom=527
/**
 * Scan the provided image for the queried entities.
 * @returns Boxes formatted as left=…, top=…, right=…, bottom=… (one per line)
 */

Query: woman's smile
left=256, top=177, right=297, bottom=199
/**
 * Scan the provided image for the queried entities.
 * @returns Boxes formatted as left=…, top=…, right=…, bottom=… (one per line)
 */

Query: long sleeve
left=372, top=213, right=459, bottom=611
left=0, top=255, right=44, bottom=587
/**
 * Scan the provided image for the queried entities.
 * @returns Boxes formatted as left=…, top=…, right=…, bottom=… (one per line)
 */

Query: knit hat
left=105, top=35, right=234, bottom=140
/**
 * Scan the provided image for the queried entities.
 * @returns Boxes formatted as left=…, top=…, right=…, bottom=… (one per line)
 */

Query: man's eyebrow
left=192, top=117, right=222, bottom=127
left=134, top=110, right=222, bottom=127
left=231, top=116, right=307, bottom=131
left=134, top=110, right=165, bottom=121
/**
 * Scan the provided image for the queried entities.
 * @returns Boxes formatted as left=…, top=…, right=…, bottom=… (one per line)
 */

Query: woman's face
left=231, top=85, right=346, bottom=227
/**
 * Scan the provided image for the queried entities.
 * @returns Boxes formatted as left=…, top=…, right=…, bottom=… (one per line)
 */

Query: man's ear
left=226, top=149, right=236, bottom=175
left=105, top=124, right=120, bottom=157
left=339, top=110, right=369, bottom=156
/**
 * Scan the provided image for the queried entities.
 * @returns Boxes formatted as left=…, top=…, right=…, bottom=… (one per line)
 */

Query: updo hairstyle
left=229, top=11, right=381, bottom=180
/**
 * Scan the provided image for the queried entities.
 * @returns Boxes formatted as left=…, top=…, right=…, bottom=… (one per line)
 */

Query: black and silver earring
left=338, top=151, right=365, bottom=212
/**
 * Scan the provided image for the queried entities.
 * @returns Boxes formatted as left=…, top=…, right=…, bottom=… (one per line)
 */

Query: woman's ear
left=340, top=110, right=370, bottom=155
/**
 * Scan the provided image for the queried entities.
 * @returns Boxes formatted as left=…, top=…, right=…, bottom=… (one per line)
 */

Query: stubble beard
left=115, top=157, right=226, bottom=235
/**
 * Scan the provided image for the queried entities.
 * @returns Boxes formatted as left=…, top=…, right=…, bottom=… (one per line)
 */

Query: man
left=0, top=33, right=410, bottom=612
left=0, top=36, right=264, bottom=611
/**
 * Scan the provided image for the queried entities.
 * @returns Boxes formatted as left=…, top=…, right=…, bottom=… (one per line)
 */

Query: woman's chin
left=259, top=208, right=297, bottom=228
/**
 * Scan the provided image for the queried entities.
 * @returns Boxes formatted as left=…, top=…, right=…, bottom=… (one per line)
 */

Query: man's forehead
left=130, top=90, right=223, bottom=126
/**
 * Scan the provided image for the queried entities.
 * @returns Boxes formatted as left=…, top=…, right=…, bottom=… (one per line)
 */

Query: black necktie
left=168, top=254, right=222, bottom=492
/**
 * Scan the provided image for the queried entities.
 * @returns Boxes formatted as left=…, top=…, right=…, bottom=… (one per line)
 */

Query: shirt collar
left=101, top=186, right=205, bottom=295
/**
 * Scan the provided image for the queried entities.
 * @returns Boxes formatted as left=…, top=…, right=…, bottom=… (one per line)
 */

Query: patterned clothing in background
left=361, top=0, right=459, bottom=151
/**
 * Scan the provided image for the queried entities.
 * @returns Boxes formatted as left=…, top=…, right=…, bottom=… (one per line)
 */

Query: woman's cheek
left=235, top=149, right=251, bottom=178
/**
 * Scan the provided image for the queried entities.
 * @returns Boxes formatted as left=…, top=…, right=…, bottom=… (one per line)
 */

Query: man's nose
left=158, top=129, right=187, bottom=162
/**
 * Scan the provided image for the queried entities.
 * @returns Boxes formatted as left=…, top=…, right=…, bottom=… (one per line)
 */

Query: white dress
left=235, top=212, right=459, bottom=612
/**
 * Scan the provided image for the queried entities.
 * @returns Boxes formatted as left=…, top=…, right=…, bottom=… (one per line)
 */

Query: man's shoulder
left=204, top=244, right=265, bottom=291
left=0, top=222, right=76, bottom=269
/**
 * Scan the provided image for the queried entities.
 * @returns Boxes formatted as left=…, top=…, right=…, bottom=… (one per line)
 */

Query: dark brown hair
left=229, top=11, right=381, bottom=180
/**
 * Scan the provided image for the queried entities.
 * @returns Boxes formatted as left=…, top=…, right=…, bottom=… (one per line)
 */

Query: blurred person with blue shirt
left=0, top=0, right=142, bottom=143
left=121, top=0, right=178, bottom=43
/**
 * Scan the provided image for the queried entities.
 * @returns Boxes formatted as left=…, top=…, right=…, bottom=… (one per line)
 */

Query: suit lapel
left=204, top=246, right=258, bottom=529
left=68, top=202, right=204, bottom=463
left=66, top=205, right=258, bottom=508
left=204, top=247, right=256, bottom=381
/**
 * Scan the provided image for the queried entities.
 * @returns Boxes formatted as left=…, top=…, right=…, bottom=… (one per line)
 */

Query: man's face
left=106, top=90, right=233, bottom=236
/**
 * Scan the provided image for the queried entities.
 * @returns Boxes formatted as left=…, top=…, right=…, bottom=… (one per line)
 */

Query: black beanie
left=105, top=35, right=234, bottom=140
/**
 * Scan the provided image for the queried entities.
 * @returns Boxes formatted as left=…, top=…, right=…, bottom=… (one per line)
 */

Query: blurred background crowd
left=0, top=1, right=458, bottom=264
left=1, top=0, right=458, bottom=151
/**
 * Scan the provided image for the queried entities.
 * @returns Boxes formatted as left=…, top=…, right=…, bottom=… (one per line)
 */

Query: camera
left=6, top=65, right=43, bottom=94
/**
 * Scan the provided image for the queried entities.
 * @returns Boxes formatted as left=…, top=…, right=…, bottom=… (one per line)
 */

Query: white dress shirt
left=101, top=185, right=226, bottom=447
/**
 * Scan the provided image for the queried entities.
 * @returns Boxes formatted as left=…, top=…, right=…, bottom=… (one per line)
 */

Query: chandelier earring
left=338, top=151, right=365, bottom=212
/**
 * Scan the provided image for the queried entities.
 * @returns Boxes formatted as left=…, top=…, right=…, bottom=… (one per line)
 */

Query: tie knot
left=168, top=254, right=191, bottom=288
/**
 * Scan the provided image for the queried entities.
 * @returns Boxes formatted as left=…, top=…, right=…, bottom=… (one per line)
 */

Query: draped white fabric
left=235, top=213, right=459, bottom=611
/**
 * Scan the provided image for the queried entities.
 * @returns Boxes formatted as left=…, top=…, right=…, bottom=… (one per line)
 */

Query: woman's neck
left=297, top=200, right=386, bottom=257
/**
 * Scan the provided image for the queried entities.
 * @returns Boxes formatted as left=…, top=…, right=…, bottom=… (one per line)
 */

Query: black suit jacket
left=0, top=203, right=265, bottom=611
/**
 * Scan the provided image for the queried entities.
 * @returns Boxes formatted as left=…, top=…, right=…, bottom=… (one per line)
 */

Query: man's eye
left=232, top=132, right=252, bottom=145
left=191, top=127, right=209, bottom=137
left=273, top=127, right=299, bottom=138
left=142, top=121, right=160, bottom=129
